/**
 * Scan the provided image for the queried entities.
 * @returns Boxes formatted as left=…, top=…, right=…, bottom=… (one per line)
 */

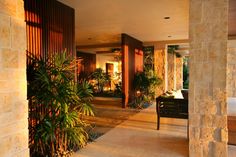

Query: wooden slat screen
left=24, top=0, right=75, bottom=62
left=24, top=0, right=75, bottom=153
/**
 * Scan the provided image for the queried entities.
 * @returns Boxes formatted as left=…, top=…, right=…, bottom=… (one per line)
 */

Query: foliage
left=128, top=46, right=161, bottom=108
left=168, top=45, right=179, bottom=53
left=131, top=69, right=162, bottom=109
left=143, top=46, right=154, bottom=71
left=114, top=82, right=122, bottom=97
left=168, top=45, right=181, bottom=57
left=77, top=71, right=91, bottom=82
left=183, top=57, right=189, bottom=89
left=27, top=52, right=94, bottom=157
left=91, top=68, right=111, bottom=93
left=92, top=80, right=122, bottom=98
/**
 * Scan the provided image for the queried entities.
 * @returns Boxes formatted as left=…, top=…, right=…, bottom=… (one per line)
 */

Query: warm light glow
left=136, top=90, right=141, bottom=96
left=135, top=49, right=143, bottom=72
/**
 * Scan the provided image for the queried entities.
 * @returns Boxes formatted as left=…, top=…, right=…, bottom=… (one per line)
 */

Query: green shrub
left=91, top=68, right=111, bottom=93
left=130, top=69, right=162, bottom=109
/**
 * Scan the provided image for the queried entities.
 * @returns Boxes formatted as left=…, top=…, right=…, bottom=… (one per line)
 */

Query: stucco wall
left=0, top=0, right=29, bottom=156
left=189, top=0, right=228, bottom=156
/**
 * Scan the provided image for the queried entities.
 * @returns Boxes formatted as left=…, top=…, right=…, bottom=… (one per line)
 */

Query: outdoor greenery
left=91, top=68, right=111, bottom=93
left=130, top=69, right=161, bottom=109
left=130, top=47, right=162, bottom=109
left=168, top=45, right=181, bottom=57
left=143, top=46, right=154, bottom=70
left=183, top=57, right=189, bottom=89
left=92, top=81, right=122, bottom=98
left=27, top=52, right=94, bottom=157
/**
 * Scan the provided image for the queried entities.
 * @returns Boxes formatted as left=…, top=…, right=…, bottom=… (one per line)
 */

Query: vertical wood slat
left=24, top=0, right=75, bottom=152
left=24, top=0, right=75, bottom=61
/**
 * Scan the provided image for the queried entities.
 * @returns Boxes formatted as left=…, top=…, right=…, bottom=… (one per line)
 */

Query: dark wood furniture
left=156, top=96, right=188, bottom=130
left=228, top=116, right=236, bottom=145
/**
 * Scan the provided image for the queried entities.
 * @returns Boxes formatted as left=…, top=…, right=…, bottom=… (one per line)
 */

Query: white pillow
left=174, top=90, right=184, bottom=99
left=228, top=97, right=236, bottom=116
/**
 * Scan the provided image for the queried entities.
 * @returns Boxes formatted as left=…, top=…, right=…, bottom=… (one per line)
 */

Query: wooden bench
left=156, top=97, right=188, bottom=130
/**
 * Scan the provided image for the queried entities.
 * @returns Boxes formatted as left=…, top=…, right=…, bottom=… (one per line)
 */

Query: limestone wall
left=153, top=49, right=166, bottom=96
left=144, top=40, right=188, bottom=96
left=189, top=0, right=228, bottom=156
left=167, top=52, right=175, bottom=91
left=227, top=40, right=236, bottom=97
left=0, top=0, right=29, bottom=156
left=176, top=57, right=183, bottom=90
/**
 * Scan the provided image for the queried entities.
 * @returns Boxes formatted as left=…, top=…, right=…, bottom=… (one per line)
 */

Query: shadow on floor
left=85, top=97, right=139, bottom=139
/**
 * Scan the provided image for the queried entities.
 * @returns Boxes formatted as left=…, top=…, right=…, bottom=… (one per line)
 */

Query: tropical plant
left=143, top=46, right=154, bottom=71
left=91, top=68, right=111, bottom=93
left=131, top=69, right=161, bottom=108
left=183, top=57, right=189, bottom=89
left=168, top=45, right=181, bottom=57
left=27, top=52, right=94, bottom=157
left=114, top=82, right=122, bottom=97
left=77, top=81, right=94, bottom=116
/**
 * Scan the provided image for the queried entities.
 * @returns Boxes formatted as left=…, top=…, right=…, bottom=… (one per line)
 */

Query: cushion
left=174, top=90, right=184, bottom=99
left=228, top=97, right=236, bottom=116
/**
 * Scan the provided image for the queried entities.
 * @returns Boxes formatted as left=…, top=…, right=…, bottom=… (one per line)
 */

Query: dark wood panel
left=229, top=0, right=236, bottom=37
left=228, top=116, right=236, bottom=145
left=77, top=52, right=96, bottom=77
left=156, top=96, right=188, bottom=130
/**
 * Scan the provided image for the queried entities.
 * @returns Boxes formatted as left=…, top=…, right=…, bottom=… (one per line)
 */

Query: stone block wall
left=167, top=52, right=175, bottom=91
left=189, top=0, right=228, bottom=156
left=227, top=40, right=236, bottom=97
left=176, top=57, right=183, bottom=90
left=154, top=49, right=166, bottom=96
left=0, top=0, right=29, bottom=156
left=144, top=40, right=188, bottom=96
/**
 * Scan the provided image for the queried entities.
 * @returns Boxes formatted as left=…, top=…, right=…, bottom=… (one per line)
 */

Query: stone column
left=227, top=40, right=236, bottom=145
left=227, top=40, right=236, bottom=97
left=189, top=0, right=228, bottom=157
left=0, top=0, right=29, bottom=156
left=167, top=52, right=175, bottom=91
left=154, top=49, right=166, bottom=96
left=176, top=57, right=183, bottom=90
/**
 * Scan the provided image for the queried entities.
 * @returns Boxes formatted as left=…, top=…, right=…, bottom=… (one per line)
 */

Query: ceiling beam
left=95, top=51, right=113, bottom=54
left=76, top=43, right=121, bottom=50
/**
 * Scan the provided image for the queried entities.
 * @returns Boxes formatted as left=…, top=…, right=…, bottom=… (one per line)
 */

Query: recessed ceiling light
left=164, top=17, right=170, bottom=19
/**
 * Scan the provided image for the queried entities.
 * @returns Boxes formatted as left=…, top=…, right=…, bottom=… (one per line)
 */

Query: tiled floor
left=73, top=98, right=236, bottom=157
